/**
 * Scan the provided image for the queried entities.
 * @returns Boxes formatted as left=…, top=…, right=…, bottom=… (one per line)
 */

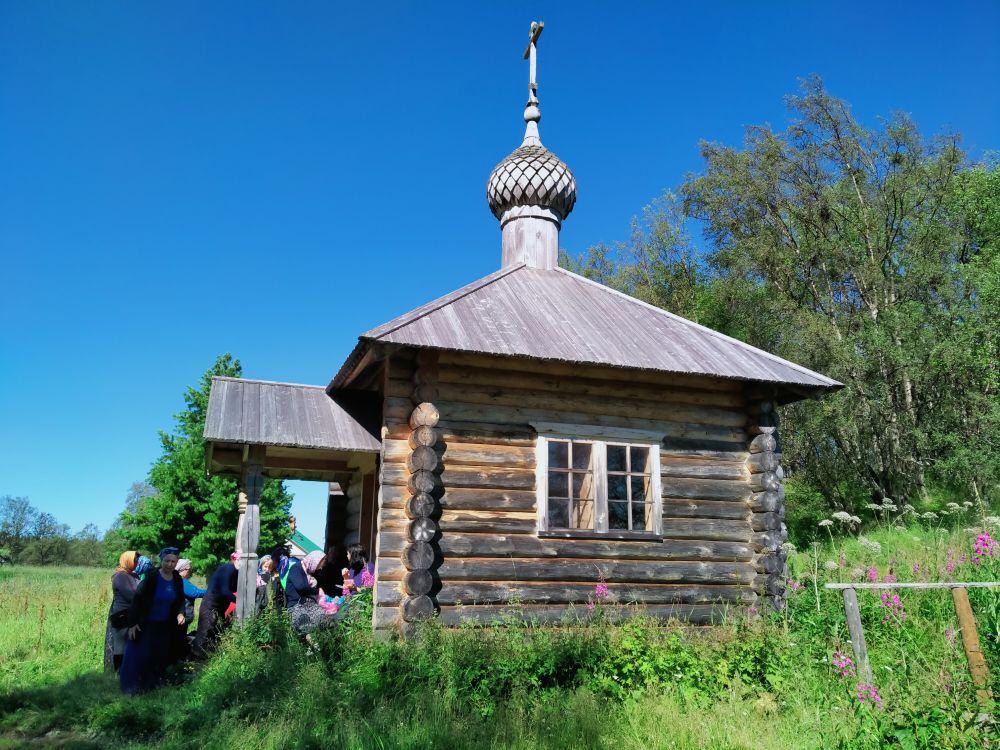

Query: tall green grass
left=0, top=525, right=996, bottom=750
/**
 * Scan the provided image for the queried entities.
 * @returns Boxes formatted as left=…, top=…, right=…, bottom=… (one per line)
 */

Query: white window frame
left=532, top=422, right=663, bottom=538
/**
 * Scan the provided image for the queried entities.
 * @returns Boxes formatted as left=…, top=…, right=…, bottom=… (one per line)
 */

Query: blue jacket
left=283, top=561, right=318, bottom=609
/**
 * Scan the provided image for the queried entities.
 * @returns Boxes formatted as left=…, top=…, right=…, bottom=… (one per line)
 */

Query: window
left=534, top=423, right=662, bottom=538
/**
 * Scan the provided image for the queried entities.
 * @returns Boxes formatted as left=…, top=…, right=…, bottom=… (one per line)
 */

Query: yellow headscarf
left=116, top=550, right=137, bottom=574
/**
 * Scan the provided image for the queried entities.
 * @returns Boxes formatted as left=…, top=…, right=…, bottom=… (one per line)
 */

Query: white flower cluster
left=921, top=511, right=939, bottom=520
left=818, top=519, right=833, bottom=528
left=832, top=511, right=852, bottom=523
left=780, top=542, right=796, bottom=553
left=858, top=536, right=882, bottom=554
left=823, top=560, right=839, bottom=571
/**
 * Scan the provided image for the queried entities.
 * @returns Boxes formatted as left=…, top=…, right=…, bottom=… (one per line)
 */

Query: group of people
left=104, top=543, right=375, bottom=695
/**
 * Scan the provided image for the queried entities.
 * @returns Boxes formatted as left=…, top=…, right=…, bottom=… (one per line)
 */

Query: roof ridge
left=550, top=267, right=842, bottom=387
left=211, top=376, right=328, bottom=390
left=364, top=264, right=527, bottom=341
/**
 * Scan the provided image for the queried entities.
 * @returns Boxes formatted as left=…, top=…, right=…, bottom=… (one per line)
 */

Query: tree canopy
left=115, top=355, right=292, bottom=573
left=566, top=78, right=999, bottom=531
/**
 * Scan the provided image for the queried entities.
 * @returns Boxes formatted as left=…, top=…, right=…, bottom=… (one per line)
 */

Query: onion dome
left=487, top=142, right=577, bottom=222
left=486, top=21, right=576, bottom=224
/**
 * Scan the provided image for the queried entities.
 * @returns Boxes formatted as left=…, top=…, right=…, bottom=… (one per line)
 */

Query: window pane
left=573, top=472, right=594, bottom=501
left=608, top=474, right=627, bottom=501
left=630, top=446, right=650, bottom=474
left=572, top=442, right=593, bottom=470
left=631, top=502, right=648, bottom=531
left=630, top=475, right=651, bottom=504
left=571, top=500, right=594, bottom=529
left=548, top=500, right=569, bottom=528
left=607, top=444, right=627, bottom=472
left=609, top=501, right=628, bottom=529
left=548, top=472, right=569, bottom=498
left=548, top=440, right=569, bottom=468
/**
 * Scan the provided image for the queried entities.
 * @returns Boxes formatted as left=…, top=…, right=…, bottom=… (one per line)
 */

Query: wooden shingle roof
left=333, top=264, right=841, bottom=391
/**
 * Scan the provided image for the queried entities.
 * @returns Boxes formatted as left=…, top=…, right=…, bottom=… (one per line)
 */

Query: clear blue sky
left=2, top=1, right=998, bottom=545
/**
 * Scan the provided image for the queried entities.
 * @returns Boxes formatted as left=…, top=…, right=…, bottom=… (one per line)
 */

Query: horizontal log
left=434, top=421, right=536, bottom=445
left=383, top=463, right=535, bottom=491
left=430, top=582, right=758, bottom=607
left=438, top=350, right=743, bottom=392
left=748, top=491, right=781, bottom=513
left=749, top=512, right=782, bottom=532
left=408, top=425, right=439, bottom=449
left=436, top=402, right=747, bottom=444
left=403, top=569, right=434, bottom=596
left=661, top=519, right=752, bottom=542
left=386, top=356, right=416, bottom=380
left=661, top=437, right=750, bottom=459
left=381, top=485, right=537, bottom=512
left=409, top=402, right=440, bottom=429
left=378, top=531, right=754, bottom=562
left=433, top=603, right=746, bottom=626
left=434, top=383, right=747, bottom=429
left=401, top=541, right=434, bottom=570
left=373, top=602, right=401, bottom=630
left=660, top=459, right=747, bottom=481
left=384, top=439, right=534, bottom=469
left=748, top=434, right=777, bottom=454
left=382, top=514, right=537, bottom=535
left=402, top=595, right=435, bottom=622
left=413, top=384, right=438, bottom=404
left=749, top=472, right=780, bottom=492
left=407, top=446, right=439, bottom=473
left=746, top=452, right=779, bottom=474
left=378, top=556, right=757, bottom=586
left=662, top=477, right=751, bottom=501
left=662, top=498, right=750, bottom=521
left=437, top=364, right=746, bottom=409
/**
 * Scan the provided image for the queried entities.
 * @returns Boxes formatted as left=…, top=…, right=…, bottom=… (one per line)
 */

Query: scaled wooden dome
left=486, top=143, right=577, bottom=222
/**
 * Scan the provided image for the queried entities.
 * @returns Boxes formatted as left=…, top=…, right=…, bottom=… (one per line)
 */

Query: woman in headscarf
left=119, top=547, right=186, bottom=695
left=175, top=558, right=206, bottom=625
left=191, top=553, right=239, bottom=658
left=255, top=554, right=276, bottom=613
left=283, top=551, right=334, bottom=634
left=103, top=551, right=140, bottom=673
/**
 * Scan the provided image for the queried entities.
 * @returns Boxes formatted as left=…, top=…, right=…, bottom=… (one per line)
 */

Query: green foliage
left=116, top=354, right=292, bottom=573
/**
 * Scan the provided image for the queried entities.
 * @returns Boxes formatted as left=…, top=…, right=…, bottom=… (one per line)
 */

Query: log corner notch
left=400, top=349, right=441, bottom=633
left=746, top=395, right=787, bottom=612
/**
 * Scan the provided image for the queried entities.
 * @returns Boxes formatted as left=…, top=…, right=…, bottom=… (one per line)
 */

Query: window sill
left=538, top=530, right=664, bottom=542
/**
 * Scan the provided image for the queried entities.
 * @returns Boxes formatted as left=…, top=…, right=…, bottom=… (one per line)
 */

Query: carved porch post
left=236, top=446, right=265, bottom=622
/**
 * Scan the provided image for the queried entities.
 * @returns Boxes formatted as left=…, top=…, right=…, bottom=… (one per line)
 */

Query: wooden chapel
left=202, top=21, right=841, bottom=631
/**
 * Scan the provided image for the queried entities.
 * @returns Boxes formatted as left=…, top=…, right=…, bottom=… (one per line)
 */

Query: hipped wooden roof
left=331, top=264, right=841, bottom=392
left=204, top=377, right=380, bottom=452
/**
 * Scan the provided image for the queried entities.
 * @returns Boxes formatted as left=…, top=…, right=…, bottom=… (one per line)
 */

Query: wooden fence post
left=951, top=586, right=993, bottom=705
left=842, top=587, right=873, bottom=683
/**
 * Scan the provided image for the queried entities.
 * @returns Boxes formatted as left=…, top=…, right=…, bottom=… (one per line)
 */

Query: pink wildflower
left=911, top=563, right=920, bottom=575
left=787, top=579, right=803, bottom=592
left=360, top=568, right=375, bottom=588
left=748, top=605, right=759, bottom=617
left=866, top=566, right=878, bottom=583
left=856, top=683, right=883, bottom=708
left=944, top=627, right=956, bottom=644
left=879, top=591, right=906, bottom=625
left=831, top=651, right=855, bottom=679
left=973, top=533, right=998, bottom=565
left=959, top=553, right=967, bottom=565
left=594, top=582, right=609, bottom=600
left=946, top=558, right=957, bottom=575
left=883, top=573, right=897, bottom=584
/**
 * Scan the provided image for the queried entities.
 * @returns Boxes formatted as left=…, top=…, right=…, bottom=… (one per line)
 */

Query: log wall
left=372, top=349, right=786, bottom=630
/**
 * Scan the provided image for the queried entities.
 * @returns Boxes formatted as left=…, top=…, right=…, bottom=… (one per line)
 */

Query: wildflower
left=832, top=511, right=852, bottom=523
left=921, top=512, right=939, bottom=520
left=850, top=568, right=865, bottom=580
left=946, top=558, right=957, bottom=575
left=824, top=560, right=839, bottom=571
left=959, top=554, right=967, bottom=565
left=944, top=627, right=956, bottom=644
left=912, top=563, right=920, bottom=575
left=780, top=542, right=796, bottom=554
left=866, top=566, right=878, bottom=583
left=973, top=532, right=999, bottom=565
left=903, top=504, right=916, bottom=514
left=866, top=503, right=881, bottom=512
left=594, top=581, right=609, bottom=600
left=962, top=502, right=973, bottom=509
left=947, top=503, right=961, bottom=511
left=831, top=651, right=855, bottom=679
left=787, top=579, right=803, bottom=592
left=858, top=536, right=882, bottom=554
left=879, top=591, right=905, bottom=625
left=850, top=516, right=861, bottom=525
left=984, top=516, right=1000, bottom=528
left=818, top=519, right=834, bottom=528
left=883, top=573, right=897, bottom=584
left=857, top=683, right=883, bottom=708
left=748, top=605, right=759, bottom=617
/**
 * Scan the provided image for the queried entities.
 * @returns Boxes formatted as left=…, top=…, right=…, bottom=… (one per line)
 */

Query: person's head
left=301, top=551, right=327, bottom=575
left=134, top=556, right=154, bottom=577
left=346, top=544, right=369, bottom=572
left=229, top=552, right=240, bottom=564
left=259, top=554, right=274, bottom=574
left=159, top=547, right=180, bottom=574
left=176, top=558, right=193, bottom=578
left=116, top=551, right=138, bottom=574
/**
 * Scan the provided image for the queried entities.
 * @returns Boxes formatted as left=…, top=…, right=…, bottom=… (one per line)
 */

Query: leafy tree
left=0, top=496, right=38, bottom=560
left=116, top=355, right=292, bottom=573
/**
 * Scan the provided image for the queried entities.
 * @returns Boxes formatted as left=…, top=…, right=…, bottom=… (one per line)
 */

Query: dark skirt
left=289, top=598, right=334, bottom=634
left=119, top=621, right=176, bottom=695
left=192, top=593, right=230, bottom=657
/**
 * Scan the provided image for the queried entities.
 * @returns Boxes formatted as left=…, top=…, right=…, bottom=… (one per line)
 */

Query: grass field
left=0, top=524, right=997, bottom=750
